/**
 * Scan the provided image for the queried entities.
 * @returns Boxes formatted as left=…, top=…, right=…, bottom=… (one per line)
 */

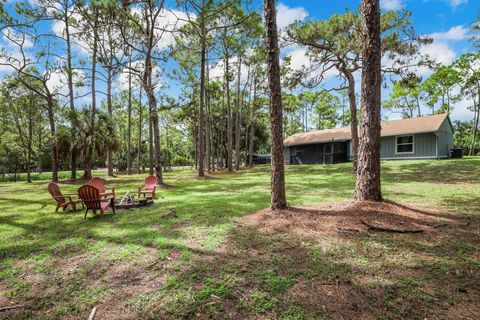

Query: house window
left=396, top=135, right=414, bottom=154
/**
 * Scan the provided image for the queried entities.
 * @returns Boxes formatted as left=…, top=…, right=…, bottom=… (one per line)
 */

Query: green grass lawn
left=1, top=158, right=479, bottom=319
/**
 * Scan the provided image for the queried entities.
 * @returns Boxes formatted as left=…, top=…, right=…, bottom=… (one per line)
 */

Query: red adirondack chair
left=47, top=182, right=83, bottom=213
left=138, top=175, right=159, bottom=199
left=89, top=177, right=115, bottom=199
left=78, top=185, right=115, bottom=219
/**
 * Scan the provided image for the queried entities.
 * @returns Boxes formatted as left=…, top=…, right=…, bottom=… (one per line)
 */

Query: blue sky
left=0, top=0, right=478, bottom=122
left=269, top=0, right=478, bottom=121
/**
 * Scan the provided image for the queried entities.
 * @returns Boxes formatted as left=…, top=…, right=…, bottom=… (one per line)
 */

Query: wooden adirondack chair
left=78, top=185, right=115, bottom=219
left=138, top=175, right=159, bottom=199
left=89, top=177, right=115, bottom=199
left=47, top=182, right=83, bottom=213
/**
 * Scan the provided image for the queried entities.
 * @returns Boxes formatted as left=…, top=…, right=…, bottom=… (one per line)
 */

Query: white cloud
left=276, top=3, right=308, bottom=30
left=116, top=60, right=164, bottom=94
left=286, top=46, right=308, bottom=71
left=451, top=97, right=474, bottom=122
left=50, top=7, right=191, bottom=57
left=417, top=42, right=456, bottom=74
left=381, top=0, right=403, bottom=11
left=447, top=0, right=468, bottom=8
left=131, top=7, right=193, bottom=51
left=430, top=25, right=469, bottom=41
left=45, top=68, right=88, bottom=98
left=209, top=56, right=250, bottom=84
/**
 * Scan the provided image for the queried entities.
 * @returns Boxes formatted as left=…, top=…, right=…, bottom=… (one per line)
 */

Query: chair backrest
left=47, top=182, right=65, bottom=205
left=145, top=175, right=158, bottom=189
left=89, top=177, right=105, bottom=193
left=78, top=185, right=102, bottom=210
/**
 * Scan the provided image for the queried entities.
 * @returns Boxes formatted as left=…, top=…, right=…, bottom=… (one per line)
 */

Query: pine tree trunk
left=470, top=99, right=479, bottom=156
left=235, top=55, right=242, bottom=171
left=148, top=107, right=154, bottom=176
left=83, top=16, right=98, bottom=181
left=107, top=68, right=114, bottom=176
left=225, top=53, right=234, bottom=172
left=197, top=28, right=206, bottom=177
left=27, top=105, right=33, bottom=183
left=126, top=61, right=132, bottom=175
left=249, top=77, right=257, bottom=168
left=344, top=71, right=359, bottom=173
left=206, top=52, right=212, bottom=172
left=264, top=0, right=287, bottom=210
left=46, top=97, right=58, bottom=182
left=137, top=89, right=143, bottom=174
left=65, top=10, right=77, bottom=181
left=37, top=127, right=42, bottom=174
left=355, top=0, right=382, bottom=202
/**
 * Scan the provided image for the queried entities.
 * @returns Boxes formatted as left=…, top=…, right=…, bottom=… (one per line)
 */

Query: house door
left=324, top=143, right=333, bottom=164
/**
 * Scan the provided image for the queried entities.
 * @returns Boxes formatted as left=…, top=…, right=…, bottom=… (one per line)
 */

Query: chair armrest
left=52, top=195, right=74, bottom=201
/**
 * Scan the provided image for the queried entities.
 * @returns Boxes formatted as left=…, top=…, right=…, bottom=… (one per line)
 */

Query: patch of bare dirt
left=239, top=200, right=459, bottom=238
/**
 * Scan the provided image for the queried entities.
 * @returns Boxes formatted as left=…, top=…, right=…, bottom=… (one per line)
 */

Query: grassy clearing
left=0, top=158, right=479, bottom=319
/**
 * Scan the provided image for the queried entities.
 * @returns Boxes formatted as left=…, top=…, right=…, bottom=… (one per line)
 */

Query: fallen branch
left=361, top=220, right=424, bottom=234
left=337, top=227, right=361, bottom=232
left=88, top=306, right=97, bottom=320
left=0, top=304, right=26, bottom=312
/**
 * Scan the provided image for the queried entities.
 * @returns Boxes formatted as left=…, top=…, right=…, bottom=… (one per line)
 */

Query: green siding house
left=284, top=114, right=454, bottom=165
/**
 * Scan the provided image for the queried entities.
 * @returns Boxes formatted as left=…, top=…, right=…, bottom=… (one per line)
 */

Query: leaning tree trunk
left=264, top=0, right=287, bottom=210
left=344, top=71, right=359, bottom=174
left=355, top=0, right=382, bottom=201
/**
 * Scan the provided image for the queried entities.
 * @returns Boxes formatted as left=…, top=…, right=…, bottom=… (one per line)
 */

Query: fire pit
left=115, top=192, right=153, bottom=210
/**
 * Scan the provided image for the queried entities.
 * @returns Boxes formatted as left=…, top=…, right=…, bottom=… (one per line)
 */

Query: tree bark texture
left=355, top=0, right=382, bottom=201
left=235, top=54, right=242, bottom=171
left=345, top=71, right=359, bottom=174
left=65, top=12, right=77, bottom=181
left=127, top=64, right=132, bottom=175
left=264, top=0, right=287, bottom=210
left=225, top=52, right=234, bottom=172
left=197, top=23, right=206, bottom=177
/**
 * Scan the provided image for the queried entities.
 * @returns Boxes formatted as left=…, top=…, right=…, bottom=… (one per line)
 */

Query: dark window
left=324, top=144, right=332, bottom=154
left=334, top=143, right=346, bottom=153
left=396, top=135, right=414, bottom=153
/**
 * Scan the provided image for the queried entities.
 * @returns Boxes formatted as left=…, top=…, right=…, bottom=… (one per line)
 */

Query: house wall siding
left=380, top=133, right=437, bottom=159
left=436, top=118, right=454, bottom=157
left=284, top=147, right=291, bottom=164
left=286, top=117, right=454, bottom=164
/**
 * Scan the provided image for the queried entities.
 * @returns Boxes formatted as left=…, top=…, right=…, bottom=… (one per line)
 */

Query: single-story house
left=284, top=113, right=454, bottom=165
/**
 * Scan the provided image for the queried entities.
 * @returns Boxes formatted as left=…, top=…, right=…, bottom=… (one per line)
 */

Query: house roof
left=284, top=113, right=450, bottom=147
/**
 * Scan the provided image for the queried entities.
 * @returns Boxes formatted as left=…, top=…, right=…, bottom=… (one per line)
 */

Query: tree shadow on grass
left=382, top=158, right=480, bottom=185
left=145, top=206, right=480, bottom=320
